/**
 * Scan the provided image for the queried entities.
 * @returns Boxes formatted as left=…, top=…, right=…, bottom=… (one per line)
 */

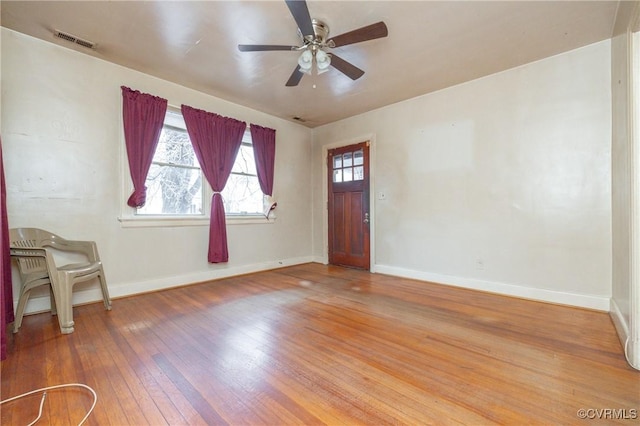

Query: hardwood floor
left=1, top=263, right=638, bottom=425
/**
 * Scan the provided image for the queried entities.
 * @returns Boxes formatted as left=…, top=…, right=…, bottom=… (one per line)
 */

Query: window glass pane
left=136, top=111, right=204, bottom=216
left=333, top=155, right=342, bottom=169
left=333, top=169, right=342, bottom=183
left=137, top=164, right=203, bottom=215
left=343, top=152, right=353, bottom=167
left=155, top=128, right=198, bottom=168
left=343, top=167, right=353, bottom=182
left=232, top=144, right=257, bottom=175
left=354, top=165, right=364, bottom=181
left=222, top=174, right=263, bottom=215
left=354, top=149, right=364, bottom=166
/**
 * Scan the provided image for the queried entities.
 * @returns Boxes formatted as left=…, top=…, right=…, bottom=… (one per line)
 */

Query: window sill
left=118, top=215, right=275, bottom=228
left=226, top=215, right=276, bottom=225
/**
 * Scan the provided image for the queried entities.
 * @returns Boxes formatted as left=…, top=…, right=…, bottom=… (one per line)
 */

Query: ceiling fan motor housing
left=302, top=19, right=330, bottom=46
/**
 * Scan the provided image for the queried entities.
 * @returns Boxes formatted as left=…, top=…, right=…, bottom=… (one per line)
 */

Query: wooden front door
left=328, top=142, right=370, bottom=270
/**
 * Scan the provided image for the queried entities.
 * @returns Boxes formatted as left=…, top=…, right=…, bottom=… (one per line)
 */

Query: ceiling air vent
left=54, top=30, right=96, bottom=50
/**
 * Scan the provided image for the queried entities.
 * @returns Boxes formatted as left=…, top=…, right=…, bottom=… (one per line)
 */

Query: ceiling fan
left=238, top=0, right=388, bottom=87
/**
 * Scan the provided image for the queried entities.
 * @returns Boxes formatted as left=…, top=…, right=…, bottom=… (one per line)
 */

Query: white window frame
left=118, top=107, right=273, bottom=228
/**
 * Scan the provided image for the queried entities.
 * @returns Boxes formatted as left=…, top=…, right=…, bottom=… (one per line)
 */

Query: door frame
left=321, top=133, right=376, bottom=272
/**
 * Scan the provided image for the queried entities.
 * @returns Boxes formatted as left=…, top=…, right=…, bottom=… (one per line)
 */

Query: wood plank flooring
left=1, top=263, right=638, bottom=425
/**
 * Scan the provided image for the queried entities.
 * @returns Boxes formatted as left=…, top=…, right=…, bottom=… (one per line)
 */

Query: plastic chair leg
left=49, top=286, right=58, bottom=316
left=98, top=269, right=112, bottom=311
left=12, top=287, right=32, bottom=333
left=54, top=277, right=75, bottom=334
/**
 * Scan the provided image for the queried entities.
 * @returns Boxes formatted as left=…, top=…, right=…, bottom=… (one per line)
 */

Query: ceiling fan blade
left=238, top=44, right=297, bottom=52
left=329, top=54, right=365, bottom=80
left=285, top=65, right=305, bottom=87
left=285, top=0, right=314, bottom=37
left=327, top=21, right=388, bottom=48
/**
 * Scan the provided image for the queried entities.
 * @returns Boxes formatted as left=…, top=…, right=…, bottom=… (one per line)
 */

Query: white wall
left=312, top=40, right=612, bottom=310
left=1, top=29, right=314, bottom=311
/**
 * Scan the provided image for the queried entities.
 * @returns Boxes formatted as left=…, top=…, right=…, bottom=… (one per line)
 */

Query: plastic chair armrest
left=9, top=247, right=47, bottom=258
left=47, top=239, right=101, bottom=263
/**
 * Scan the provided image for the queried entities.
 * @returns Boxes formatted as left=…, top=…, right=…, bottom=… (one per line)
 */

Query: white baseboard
left=18, top=256, right=315, bottom=315
left=375, top=264, right=611, bottom=311
left=312, top=255, right=327, bottom=265
left=610, top=298, right=640, bottom=370
left=610, top=298, right=630, bottom=342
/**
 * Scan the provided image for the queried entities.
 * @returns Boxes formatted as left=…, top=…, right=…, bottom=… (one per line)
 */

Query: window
left=222, top=132, right=264, bottom=216
left=135, top=109, right=263, bottom=218
left=332, top=148, right=364, bottom=183
left=136, top=109, right=203, bottom=216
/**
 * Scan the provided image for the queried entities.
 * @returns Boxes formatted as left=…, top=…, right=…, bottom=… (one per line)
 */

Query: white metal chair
left=9, top=228, right=112, bottom=334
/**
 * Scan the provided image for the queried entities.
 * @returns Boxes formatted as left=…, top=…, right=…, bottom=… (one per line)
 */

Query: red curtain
left=1, top=137, right=14, bottom=360
left=121, top=86, right=168, bottom=208
left=181, top=105, right=246, bottom=263
left=249, top=124, right=276, bottom=197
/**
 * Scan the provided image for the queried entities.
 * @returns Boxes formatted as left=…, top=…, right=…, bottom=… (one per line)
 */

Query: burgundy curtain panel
left=181, top=105, right=246, bottom=263
left=121, top=86, right=168, bottom=208
left=1, top=137, right=14, bottom=360
left=249, top=124, right=276, bottom=197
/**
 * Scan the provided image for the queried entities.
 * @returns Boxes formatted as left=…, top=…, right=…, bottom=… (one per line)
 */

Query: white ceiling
left=0, top=1, right=620, bottom=127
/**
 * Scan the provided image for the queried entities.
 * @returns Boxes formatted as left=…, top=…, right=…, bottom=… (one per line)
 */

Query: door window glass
left=332, top=148, right=364, bottom=183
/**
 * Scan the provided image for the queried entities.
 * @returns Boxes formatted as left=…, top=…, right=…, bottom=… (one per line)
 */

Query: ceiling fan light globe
left=317, top=60, right=331, bottom=71
left=299, top=62, right=313, bottom=74
left=316, top=50, right=331, bottom=70
left=298, top=50, right=313, bottom=70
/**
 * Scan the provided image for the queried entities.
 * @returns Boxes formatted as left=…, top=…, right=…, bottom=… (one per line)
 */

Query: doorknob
left=364, top=212, right=370, bottom=224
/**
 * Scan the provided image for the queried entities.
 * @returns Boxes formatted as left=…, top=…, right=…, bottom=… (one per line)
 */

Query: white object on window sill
left=264, top=195, right=277, bottom=219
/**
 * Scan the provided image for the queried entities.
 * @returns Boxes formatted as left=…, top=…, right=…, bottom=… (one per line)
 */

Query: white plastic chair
left=9, top=228, right=112, bottom=334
